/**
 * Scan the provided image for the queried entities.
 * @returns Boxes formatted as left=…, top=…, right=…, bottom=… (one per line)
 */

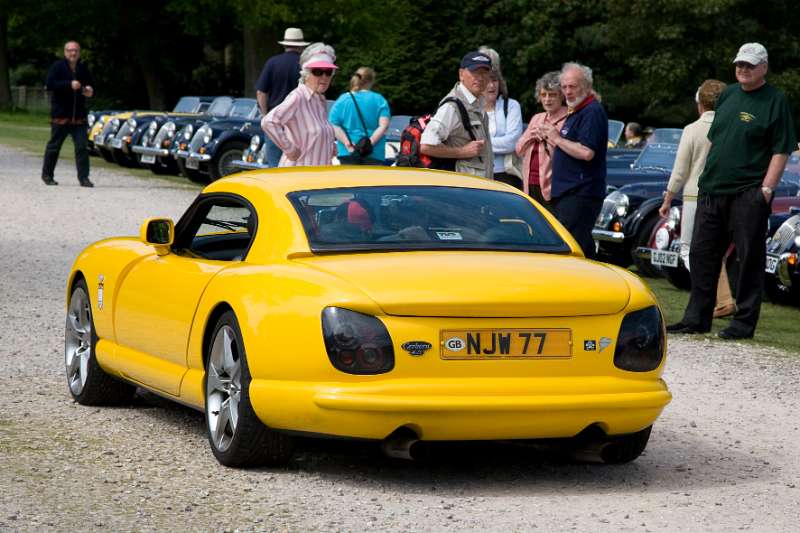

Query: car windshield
left=608, top=120, right=624, bottom=146
left=289, top=186, right=569, bottom=253
left=386, top=115, right=412, bottom=141
left=632, top=143, right=678, bottom=171
left=229, top=100, right=258, bottom=118
left=649, top=128, right=682, bottom=144
left=172, top=97, right=200, bottom=113
left=207, top=97, right=233, bottom=117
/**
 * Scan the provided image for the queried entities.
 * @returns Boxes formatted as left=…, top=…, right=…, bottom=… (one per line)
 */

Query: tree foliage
left=4, top=0, right=800, bottom=128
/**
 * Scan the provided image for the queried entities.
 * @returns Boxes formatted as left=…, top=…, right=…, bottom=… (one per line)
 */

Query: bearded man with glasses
left=667, top=42, right=797, bottom=340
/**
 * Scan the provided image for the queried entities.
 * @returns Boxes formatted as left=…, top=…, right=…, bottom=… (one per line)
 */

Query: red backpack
left=395, top=97, right=475, bottom=171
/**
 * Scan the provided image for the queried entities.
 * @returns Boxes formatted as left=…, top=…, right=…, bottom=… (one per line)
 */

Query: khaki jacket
left=666, top=111, right=715, bottom=200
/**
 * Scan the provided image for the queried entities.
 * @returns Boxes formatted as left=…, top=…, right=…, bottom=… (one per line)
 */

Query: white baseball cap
left=733, top=42, right=768, bottom=65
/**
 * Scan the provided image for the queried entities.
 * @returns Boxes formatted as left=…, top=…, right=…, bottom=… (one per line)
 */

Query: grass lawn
left=0, top=110, right=195, bottom=187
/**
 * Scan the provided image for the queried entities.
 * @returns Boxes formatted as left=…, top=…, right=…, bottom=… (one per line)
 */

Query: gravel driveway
left=0, top=144, right=798, bottom=532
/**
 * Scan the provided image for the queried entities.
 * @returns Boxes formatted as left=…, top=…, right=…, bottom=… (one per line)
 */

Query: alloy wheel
left=206, top=325, right=242, bottom=452
left=65, top=287, right=92, bottom=396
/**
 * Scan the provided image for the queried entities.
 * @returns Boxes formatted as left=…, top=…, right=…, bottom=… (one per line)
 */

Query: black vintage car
left=174, top=98, right=260, bottom=183
left=99, top=96, right=213, bottom=167
left=132, top=97, right=234, bottom=175
left=765, top=208, right=800, bottom=305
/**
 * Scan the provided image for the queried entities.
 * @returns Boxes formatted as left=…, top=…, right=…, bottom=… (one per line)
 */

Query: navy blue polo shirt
left=551, top=98, right=608, bottom=199
left=255, top=51, right=301, bottom=111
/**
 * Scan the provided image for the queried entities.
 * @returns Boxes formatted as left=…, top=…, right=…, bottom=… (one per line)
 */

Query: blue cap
left=460, top=51, right=492, bottom=71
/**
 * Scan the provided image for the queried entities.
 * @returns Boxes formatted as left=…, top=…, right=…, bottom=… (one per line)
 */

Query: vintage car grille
left=189, top=127, right=208, bottom=153
left=596, top=197, right=617, bottom=228
left=768, top=214, right=800, bottom=254
left=97, top=120, right=119, bottom=145
left=115, top=122, right=134, bottom=142
left=152, top=124, right=173, bottom=148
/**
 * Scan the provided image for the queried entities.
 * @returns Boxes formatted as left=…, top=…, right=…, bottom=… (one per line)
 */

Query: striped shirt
left=262, top=83, right=336, bottom=167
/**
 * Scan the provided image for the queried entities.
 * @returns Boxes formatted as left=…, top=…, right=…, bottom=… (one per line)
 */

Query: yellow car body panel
left=67, top=167, right=671, bottom=442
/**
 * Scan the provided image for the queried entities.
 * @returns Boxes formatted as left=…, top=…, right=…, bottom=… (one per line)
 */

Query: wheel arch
left=201, top=302, right=235, bottom=369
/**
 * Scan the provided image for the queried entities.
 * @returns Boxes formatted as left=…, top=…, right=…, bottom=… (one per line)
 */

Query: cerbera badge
left=401, top=341, right=432, bottom=356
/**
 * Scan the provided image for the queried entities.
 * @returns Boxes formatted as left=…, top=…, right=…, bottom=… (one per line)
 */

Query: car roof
left=203, top=166, right=520, bottom=196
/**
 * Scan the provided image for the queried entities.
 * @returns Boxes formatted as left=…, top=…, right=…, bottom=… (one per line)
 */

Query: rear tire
left=631, top=215, right=661, bottom=278
left=65, top=279, right=136, bottom=405
left=204, top=311, right=294, bottom=468
left=209, top=141, right=248, bottom=182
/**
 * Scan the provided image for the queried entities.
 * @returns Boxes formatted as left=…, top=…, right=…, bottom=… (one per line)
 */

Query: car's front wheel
left=209, top=141, right=248, bottom=182
left=204, top=311, right=294, bottom=467
left=631, top=215, right=662, bottom=278
left=65, top=279, right=136, bottom=405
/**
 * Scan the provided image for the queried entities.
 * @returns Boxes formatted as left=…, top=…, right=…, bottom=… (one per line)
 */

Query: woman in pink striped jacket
left=262, top=43, right=337, bottom=167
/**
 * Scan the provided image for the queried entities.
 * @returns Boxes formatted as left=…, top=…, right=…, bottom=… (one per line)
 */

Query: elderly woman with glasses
left=262, top=42, right=337, bottom=167
left=515, top=71, right=568, bottom=207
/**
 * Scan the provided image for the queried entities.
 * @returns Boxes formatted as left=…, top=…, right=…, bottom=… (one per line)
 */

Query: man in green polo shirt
left=667, top=42, right=797, bottom=339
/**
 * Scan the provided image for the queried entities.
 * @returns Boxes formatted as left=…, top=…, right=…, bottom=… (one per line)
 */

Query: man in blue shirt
left=542, top=62, right=608, bottom=259
left=255, top=28, right=309, bottom=167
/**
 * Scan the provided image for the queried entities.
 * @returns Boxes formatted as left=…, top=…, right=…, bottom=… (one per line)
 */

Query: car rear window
left=288, top=186, right=570, bottom=253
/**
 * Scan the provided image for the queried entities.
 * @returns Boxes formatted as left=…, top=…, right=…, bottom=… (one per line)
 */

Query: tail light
left=614, top=306, right=664, bottom=372
left=321, top=307, right=394, bottom=374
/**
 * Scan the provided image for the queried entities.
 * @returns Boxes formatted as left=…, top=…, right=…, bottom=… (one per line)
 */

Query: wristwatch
left=761, top=185, right=774, bottom=197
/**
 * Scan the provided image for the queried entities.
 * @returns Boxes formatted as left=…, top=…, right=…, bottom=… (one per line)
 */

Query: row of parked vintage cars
left=87, top=97, right=800, bottom=307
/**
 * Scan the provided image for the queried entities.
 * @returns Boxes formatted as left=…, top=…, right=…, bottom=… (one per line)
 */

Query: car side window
left=177, top=198, right=257, bottom=261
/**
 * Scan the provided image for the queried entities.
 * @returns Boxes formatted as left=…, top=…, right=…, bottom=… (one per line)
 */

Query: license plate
left=95, top=134, right=105, bottom=146
left=141, top=154, right=156, bottom=164
left=766, top=254, right=779, bottom=274
left=186, top=158, right=200, bottom=169
left=440, top=329, right=572, bottom=359
left=651, top=250, right=679, bottom=267
left=110, top=139, right=122, bottom=149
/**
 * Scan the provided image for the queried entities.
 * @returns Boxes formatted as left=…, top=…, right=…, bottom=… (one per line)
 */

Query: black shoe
left=666, top=322, right=710, bottom=334
left=42, top=176, right=58, bottom=186
left=79, top=179, right=94, bottom=188
left=717, top=327, right=753, bottom=340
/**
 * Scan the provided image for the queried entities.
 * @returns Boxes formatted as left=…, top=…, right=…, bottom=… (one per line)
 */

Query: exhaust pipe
left=382, top=428, right=426, bottom=461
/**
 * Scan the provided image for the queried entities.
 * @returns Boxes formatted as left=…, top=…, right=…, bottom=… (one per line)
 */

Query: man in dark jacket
left=42, top=41, right=95, bottom=187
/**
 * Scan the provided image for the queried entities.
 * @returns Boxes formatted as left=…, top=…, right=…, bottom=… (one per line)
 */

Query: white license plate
left=186, top=158, right=200, bottom=169
left=766, top=254, right=779, bottom=274
left=651, top=249, right=679, bottom=268
left=141, top=154, right=156, bottom=164
left=110, top=139, right=122, bottom=149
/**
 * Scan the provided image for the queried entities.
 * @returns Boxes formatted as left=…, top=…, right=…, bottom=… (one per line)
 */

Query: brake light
left=321, top=307, right=394, bottom=375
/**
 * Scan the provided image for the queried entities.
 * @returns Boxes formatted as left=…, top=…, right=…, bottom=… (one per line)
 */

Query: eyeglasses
left=65, top=48, right=80, bottom=52
left=735, top=62, right=759, bottom=70
left=311, top=68, right=334, bottom=77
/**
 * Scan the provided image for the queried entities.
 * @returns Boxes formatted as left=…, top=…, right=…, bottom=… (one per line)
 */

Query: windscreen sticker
left=435, top=231, right=463, bottom=241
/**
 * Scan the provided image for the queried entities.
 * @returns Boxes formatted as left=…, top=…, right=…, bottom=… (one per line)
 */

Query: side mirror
left=140, top=218, right=174, bottom=256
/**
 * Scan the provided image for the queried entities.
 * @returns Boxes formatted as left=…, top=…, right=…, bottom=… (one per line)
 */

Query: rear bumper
left=250, top=376, right=671, bottom=441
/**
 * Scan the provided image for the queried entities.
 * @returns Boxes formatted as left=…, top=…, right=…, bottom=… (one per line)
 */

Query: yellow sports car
left=65, top=167, right=671, bottom=467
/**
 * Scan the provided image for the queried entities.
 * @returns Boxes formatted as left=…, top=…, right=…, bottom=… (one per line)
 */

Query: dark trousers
left=682, top=187, right=770, bottom=335
left=42, top=123, right=90, bottom=182
left=552, top=193, right=603, bottom=259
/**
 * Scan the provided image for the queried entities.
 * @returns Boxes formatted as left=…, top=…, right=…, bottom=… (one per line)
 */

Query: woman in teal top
left=329, top=67, right=391, bottom=164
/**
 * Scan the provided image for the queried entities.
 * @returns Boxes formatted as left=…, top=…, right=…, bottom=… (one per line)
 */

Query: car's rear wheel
left=209, top=141, right=248, bottom=182
left=65, top=279, right=136, bottom=405
left=631, top=215, right=661, bottom=278
left=204, top=311, right=294, bottom=467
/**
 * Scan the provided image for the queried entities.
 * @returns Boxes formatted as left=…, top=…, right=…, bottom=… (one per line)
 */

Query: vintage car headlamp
left=148, top=121, right=158, bottom=135
left=249, top=134, right=261, bottom=152
left=203, top=133, right=212, bottom=144
left=614, top=306, right=664, bottom=372
left=795, top=235, right=800, bottom=249
left=322, top=307, right=394, bottom=375
left=126, top=118, right=137, bottom=130
left=164, top=122, right=176, bottom=138
left=87, top=114, right=96, bottom=127
left=110, top=118, right=120, bottom=132
left=608, top=191, right=629, bottom=217
left=666, top=206, right=681, bottom=231
left=183, top=125, right=194, bottom=140
left=654, top=227, right=670, bottom=250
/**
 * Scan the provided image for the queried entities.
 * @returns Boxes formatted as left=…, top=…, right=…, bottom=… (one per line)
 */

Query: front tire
left=209, top=141, right=248, bottom=182
left=631, top=215, right=661, bottom=278
left=65, top=279, right=136, bottom=405
left=204, top=311, right=294, bottom=468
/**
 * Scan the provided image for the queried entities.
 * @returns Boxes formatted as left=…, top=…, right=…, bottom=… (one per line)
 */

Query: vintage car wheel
left=98, top=148, right=115, bottom=163
left=631, top=215, right=662, bottom=278
left=65, top=279, right=136, bottom=405
left=149, top=158, right=179, bottom=176
left=764, top=275, right=796, bottom=305
left=662, top=262, right=692, bottom=291
left=205, top=311, right=294, bottom=467
left=176, top=158, right=210, bottom=184
left=111, top=150, right=139, bottom=168
left=210, top=141, right=248, bottom=182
